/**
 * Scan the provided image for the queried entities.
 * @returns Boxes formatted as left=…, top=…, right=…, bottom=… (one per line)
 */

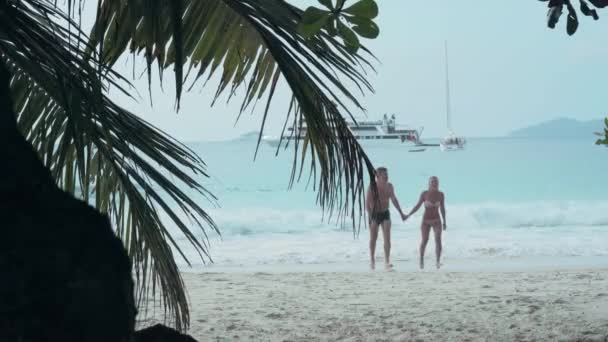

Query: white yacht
left=439, top=41, right=466, bottom=152
left=263, top=114, right=422, bottom=146
left=440, top=131, right=466, bottom=151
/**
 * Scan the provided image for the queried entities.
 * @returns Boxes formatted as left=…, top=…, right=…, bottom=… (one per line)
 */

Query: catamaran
left=439, top=41, right=466, bottom=152
left=262, top=113, right=422, bottom=146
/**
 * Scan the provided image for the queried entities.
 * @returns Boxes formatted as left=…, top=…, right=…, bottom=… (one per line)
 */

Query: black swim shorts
left=369, top=210, right=390, bottom=225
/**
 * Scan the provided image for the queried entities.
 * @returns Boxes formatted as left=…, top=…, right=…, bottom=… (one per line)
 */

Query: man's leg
left=369, top=221, right=379, bottom=270
left=381, top=220, right=392, bottom=269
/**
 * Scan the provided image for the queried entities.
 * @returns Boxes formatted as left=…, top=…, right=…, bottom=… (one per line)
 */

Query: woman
left=404, top=176, right=446, bottom=269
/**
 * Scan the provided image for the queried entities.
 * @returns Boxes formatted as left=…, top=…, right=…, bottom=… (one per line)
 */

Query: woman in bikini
left=404, top=176, right=446, bottom=269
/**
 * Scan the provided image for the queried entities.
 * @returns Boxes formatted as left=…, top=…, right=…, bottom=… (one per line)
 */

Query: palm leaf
left=89, top=0, right=377, bottom=225
left=0, top=0, right=217, bottom=330
left=5, top=0, right=380, bottom=331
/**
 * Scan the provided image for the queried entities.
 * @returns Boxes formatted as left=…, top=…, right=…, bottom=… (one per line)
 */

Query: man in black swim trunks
left=365, top=167, right=407, bottom=270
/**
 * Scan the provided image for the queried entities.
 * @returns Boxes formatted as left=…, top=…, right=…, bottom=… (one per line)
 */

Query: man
left=365, top=167, right=407, bottom=270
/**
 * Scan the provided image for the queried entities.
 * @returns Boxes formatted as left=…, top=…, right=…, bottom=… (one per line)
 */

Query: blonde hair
left=428, top=176, right=439, bottom=189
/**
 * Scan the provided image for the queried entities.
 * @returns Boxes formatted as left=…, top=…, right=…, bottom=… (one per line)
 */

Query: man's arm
left=389, top=184, right=406, bottom=219
left=440, top=192, right=446, bottom=230
left=365, top=185, right=373, bottom=214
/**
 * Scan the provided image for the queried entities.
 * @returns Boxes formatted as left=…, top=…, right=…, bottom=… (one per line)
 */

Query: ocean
left=166, top=136, right=608, bottom=272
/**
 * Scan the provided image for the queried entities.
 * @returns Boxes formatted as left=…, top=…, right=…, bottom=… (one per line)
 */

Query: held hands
left=401, top=213, right=408, bottom=221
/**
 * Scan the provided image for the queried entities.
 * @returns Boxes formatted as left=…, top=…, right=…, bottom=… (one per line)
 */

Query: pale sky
left=103, top=1, right=608, bottom=142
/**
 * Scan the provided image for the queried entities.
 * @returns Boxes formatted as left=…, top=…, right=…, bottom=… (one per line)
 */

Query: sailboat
left=440, top=41, right=466, bottom=152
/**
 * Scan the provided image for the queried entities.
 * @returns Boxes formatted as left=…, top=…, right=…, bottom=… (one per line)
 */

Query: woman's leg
left=432, top=221, right=443, bottom=268
left=419, top=222, right=431, bottom=269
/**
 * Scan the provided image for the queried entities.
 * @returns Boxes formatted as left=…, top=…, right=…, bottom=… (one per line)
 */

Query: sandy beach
left=140, top=269, right=608, bottom=341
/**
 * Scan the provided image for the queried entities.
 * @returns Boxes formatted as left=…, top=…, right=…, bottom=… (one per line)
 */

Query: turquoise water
left=166, top=137, right=608, bottom=270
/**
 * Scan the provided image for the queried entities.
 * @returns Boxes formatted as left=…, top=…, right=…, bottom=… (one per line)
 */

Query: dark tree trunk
left=0, top=59, right=136, bottom=341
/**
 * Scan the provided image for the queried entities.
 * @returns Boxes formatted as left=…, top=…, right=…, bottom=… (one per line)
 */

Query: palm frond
left=89, top=0, right=378, bottom=229
left=0, top=0, right=217, bottom=330
left=5, top=0, right=380, bottom=331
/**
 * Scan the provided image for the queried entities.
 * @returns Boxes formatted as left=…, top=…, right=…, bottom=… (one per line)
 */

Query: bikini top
left=424, top=200, right=440, bottom=208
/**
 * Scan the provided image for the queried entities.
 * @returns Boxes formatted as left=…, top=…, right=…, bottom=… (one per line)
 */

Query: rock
left=134, top=324, right=198, bottom=342
left=0, top=58, right=135, bottom=341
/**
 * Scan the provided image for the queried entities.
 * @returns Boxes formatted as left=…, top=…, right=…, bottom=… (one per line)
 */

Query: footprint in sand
left=265, top=312, right=285, bottom=319
left=484, top=296, right=501, bottom=303
left=254, top=272, right=272, bottom=277
left=582, top=330, right=598, bottom=335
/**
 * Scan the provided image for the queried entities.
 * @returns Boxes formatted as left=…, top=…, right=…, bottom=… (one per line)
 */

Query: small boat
left=439, top=41, right=466, bottom=152
left=415, top=142, right=440, bottom=147
left=408, top=148, right=426, bottom=153
left=440, top=132, right=466, bottom=151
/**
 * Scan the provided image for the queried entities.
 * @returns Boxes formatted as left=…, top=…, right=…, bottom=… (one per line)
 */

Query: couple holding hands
left=366, top=167, right=446, bottom=271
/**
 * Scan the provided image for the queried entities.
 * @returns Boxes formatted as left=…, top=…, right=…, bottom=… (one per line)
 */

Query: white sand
left=148, top=269, right=608, bottom=341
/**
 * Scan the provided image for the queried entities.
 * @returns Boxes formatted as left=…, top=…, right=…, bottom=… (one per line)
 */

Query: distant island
left=509, top=118, right=604, bottom=138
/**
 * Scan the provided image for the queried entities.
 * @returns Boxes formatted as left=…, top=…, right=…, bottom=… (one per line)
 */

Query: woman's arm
left=406, top=192, right=425, bottom=218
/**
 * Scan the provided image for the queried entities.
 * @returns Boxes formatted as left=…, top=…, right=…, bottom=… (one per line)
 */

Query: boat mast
left=444, top=40, right=452, bottom=133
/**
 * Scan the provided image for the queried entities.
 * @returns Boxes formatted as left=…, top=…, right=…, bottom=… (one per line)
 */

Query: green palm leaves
left=0, top=0, right=218, bottom=330
left=1, top=0, right=380, bottom=332
left=298, top=0, right=379, bottom=53
left=543, top=0, right=607, bottom=35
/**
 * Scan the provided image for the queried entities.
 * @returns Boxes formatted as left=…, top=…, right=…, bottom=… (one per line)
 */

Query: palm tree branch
left=1, top=0, right=219, bottom=330
left=88, top=0, right=378, bottom=223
